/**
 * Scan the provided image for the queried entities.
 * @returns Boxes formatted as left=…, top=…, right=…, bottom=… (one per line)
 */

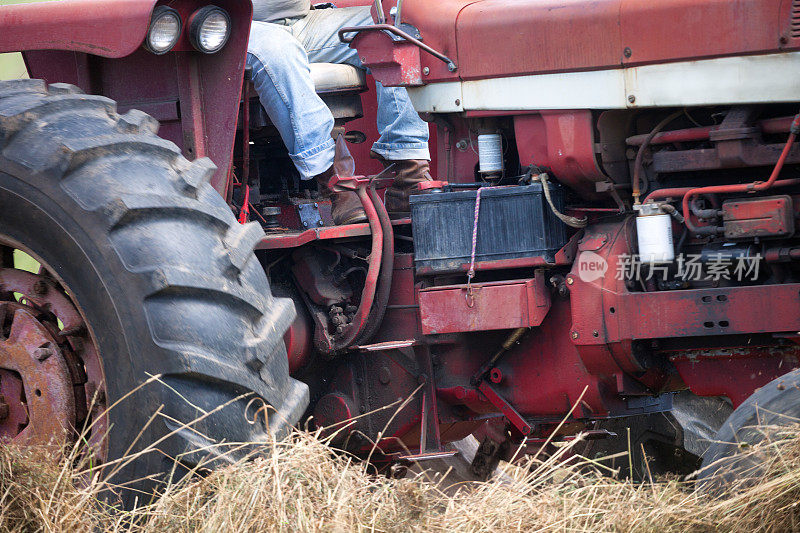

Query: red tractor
left=1, top=0, right=799, bottom=496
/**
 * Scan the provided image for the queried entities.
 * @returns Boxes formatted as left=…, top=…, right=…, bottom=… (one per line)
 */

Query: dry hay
left=1, top=422, right=799, bottom=533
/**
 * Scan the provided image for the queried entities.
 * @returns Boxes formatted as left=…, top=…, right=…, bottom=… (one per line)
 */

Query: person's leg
left=246, top=21, right=335, bottom=180
left=291, top=7, right=430, bottom=162
left=247, top=21, right=365, bottom=224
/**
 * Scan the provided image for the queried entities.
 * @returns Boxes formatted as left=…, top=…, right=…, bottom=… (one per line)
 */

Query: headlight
left=145, top=6, right=182, bottom=55
left=189, top=6, right=231, bottom=54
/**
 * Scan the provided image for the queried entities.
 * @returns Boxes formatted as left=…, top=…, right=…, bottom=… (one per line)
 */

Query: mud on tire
left=0, top=79, right=308, bottom=500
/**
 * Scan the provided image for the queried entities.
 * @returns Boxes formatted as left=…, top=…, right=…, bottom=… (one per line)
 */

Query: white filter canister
left=477, top=133, right=503, bottom=173
left=636, top=213, right=674, bottom=263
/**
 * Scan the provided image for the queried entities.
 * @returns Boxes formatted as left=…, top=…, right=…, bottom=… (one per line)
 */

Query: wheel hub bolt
left=34, top=342, right=54, bottom=361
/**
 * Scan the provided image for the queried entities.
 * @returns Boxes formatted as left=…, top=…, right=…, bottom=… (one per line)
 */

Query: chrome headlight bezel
left=188, top=6, right=232, bottom=54
left=144, top=6, right=183, bottom=55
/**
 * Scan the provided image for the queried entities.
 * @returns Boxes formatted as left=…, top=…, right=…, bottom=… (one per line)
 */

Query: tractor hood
left=383, top=0, right=797, bottom=84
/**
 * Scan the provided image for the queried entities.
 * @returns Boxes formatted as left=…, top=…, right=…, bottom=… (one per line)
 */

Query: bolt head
left=571, top=331, right=579, bottom=340
left=566, top=277, right=574, bottom=285
left=422, top=66, right=430, bottom=75
left=34, top=347, right=54, bottom=361
left=628, top=94, right=636, bottom=104
left=623, top=47, right=632, bottom=58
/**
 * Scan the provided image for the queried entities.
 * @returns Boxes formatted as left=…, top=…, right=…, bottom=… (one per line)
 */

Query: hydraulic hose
left=331, top=184, right=383, bottom=352
left=353, top=180, right=395, bottom=346
left=632, top=111, right=684, bottom=203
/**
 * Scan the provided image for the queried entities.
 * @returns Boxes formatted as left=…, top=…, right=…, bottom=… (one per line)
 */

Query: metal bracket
left=478, top=381, right=532, bottom=436
left=338, top=24, right=457, bottom=72
left=297, top=202, right=324, bottom=228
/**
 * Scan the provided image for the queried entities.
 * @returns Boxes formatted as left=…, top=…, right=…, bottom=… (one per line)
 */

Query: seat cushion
left=310, top=63, right=366, bottom=93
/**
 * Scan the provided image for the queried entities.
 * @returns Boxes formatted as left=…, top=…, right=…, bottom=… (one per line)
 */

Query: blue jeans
left=246, top=6, right=430, bottom=180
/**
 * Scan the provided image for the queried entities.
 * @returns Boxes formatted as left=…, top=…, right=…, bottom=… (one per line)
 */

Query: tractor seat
left=246, top=63, right=367, bottom=127
left=310, top=63, right=366, bottom=93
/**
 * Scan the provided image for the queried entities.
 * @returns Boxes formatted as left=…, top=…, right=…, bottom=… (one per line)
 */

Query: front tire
left=699, top=368, right=800, bottom=489
left=0, top=79, right=308, bottom=501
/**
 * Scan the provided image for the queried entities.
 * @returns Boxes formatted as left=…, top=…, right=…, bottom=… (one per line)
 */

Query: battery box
left=409, top=183, right=569, bottom=274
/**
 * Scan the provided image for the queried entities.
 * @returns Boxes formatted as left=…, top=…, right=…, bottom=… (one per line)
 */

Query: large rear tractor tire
left=0, top=80, right=308, bottom=502
left=699, top=368, right=800, bottom=491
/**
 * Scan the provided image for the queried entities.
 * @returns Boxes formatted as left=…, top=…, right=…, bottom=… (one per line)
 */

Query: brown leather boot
left=370, top=151, right=433, bottom=215
left=314, top=166, right=367, bottom=225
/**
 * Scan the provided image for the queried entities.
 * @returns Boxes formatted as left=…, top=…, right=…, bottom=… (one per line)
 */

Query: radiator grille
left=792, top=0, right=800, bottom=39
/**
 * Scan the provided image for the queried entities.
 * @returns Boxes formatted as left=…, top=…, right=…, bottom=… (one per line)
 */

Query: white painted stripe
left=406, top=51, right=800, bottom=112
left=463, top=68, right=627, bottom=110
left=407, top=79, right=463, bottom=112
left=624, top=52, right=800, bottom=107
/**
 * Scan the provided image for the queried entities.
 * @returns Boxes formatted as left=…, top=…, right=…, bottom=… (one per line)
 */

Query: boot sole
left=335, top=212, right=368, bottom=225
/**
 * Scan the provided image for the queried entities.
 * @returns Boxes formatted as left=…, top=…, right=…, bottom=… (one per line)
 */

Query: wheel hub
left=0, top=303, right=75, bottom=445
left=0, top=262, right=106, bottom=455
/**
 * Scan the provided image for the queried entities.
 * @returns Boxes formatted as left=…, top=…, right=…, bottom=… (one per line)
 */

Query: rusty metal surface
left=672, top=353, right=799, bottom=407
left=567, top=221, right=800, bottom=407
left=0, top=306, right=75, bottom=446
left=653, top=139, right=800, bottom=173
left=615, top=284, right=800, bottom=339
left=341, top=23, right=457, bottom=85
left=0, top=258, right=106, bottom=458
left=418, top=276, right=550, bottom=335
left=722, top=196, right=795, bottom=239
left=348, top=30, right=424, bottom=87
left=477, top=381, right=531, bottom=436
left=626, top=115, right=797, bottom=147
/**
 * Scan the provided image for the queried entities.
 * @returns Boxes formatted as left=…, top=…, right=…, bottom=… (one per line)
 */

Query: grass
left=1, top=422, right=799, bottom=532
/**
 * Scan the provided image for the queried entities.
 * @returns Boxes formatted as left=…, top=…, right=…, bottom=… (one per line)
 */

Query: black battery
left=409, top=183, right=568, bottom=273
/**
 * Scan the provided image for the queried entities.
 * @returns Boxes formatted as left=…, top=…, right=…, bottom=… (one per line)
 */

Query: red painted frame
left=13, top=0, right=251, bottom=198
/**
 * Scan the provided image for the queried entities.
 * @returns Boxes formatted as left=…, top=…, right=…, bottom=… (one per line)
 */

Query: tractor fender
left=0, top=0, right=157, bottom=58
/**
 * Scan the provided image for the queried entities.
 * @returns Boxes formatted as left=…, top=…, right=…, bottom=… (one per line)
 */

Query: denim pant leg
left=292, top=7, right=430, bottom=161
left=247, top=21, right=335, bottom=180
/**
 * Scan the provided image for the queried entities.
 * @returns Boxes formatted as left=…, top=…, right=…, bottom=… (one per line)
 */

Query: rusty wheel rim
left=0, top=238, right=107, bottom=462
